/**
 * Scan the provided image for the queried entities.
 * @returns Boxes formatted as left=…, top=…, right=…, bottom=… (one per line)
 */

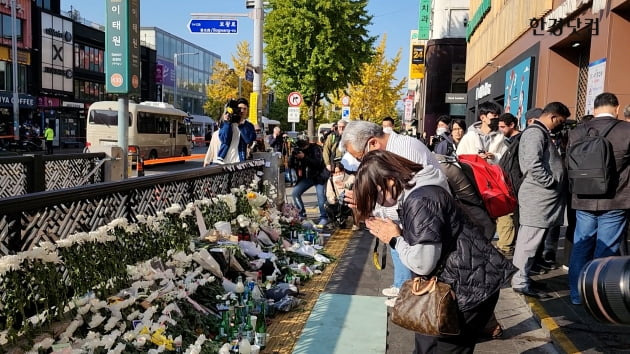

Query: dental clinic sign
left=41, top=13, right=73, bottom=93
left=105, top=0, right=141, bottom=95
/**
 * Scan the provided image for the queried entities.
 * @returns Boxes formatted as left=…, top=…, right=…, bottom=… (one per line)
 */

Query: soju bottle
left=219, top=307, right=230, bottom=342
left=254, top=303, right=267, bottom=349
left=242, top=313, right=254, bottom=344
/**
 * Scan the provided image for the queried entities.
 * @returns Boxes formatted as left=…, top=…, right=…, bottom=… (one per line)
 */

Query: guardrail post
left=28, top=154, right=46, bottom=193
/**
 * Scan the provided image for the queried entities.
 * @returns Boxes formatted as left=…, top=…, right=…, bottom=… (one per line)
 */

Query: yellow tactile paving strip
left=264, top=229, right=354, bottom=354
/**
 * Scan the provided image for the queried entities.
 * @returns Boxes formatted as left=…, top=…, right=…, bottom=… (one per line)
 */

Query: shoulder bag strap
left=599, top=120, right=620, bottom=138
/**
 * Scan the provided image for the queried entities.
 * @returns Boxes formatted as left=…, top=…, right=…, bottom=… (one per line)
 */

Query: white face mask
left=436, top=127, right=449, bottom=136
left=332, top=174, right=344, bottom=182
left=383, top=127, right=393, bottom=134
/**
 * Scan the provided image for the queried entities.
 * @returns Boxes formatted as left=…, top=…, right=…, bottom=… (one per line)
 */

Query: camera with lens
left=224, top=99, right=241, bottom=124
left=579, top=256, right=630, bottom=325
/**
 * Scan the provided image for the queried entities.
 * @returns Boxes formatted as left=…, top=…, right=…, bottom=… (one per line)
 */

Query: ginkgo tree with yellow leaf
left=335, top=35, right=406, bottom=124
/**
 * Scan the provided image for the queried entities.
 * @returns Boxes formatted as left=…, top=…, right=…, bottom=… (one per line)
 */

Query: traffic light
left=246, top=0, right=269, bottom=8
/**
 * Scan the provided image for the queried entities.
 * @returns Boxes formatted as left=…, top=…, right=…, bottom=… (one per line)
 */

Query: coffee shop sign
left=0, top=95, right=34, bottom=106
left=475, top=82, right=492, bottom=100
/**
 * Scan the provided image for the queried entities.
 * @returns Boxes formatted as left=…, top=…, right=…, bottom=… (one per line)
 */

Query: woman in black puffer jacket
left=354, top=150, right=516, bottom=354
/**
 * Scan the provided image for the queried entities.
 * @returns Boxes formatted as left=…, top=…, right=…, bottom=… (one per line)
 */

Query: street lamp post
left=173, top=52, right=199, bottom=109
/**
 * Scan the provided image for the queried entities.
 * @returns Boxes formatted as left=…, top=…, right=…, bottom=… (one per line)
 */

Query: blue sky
left=62, top=1, right=419, bottom=93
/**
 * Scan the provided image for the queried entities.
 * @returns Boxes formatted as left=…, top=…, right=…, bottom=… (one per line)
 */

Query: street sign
left=341, top=95, right=350, bottom=106
left=245, top=68, right=254, bottom=82
left=342, top=106, right=350, bottom=120
left=288, top=107, right=300, bottom=122
left=188, top=19, right=238, bottom=34
left=105, top=0, right=141, bottom=94
left=287, top=92, right=303, bottom=107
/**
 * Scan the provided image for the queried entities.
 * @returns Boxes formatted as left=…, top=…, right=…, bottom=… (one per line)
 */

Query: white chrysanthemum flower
left=0, top=330, right=7, bottom=345
left=100, top=329, right=121, bottom=349
left=134, top=335, right=147, bottom=348
left=110, top=343, right=126, bottom=354
left=136, top=214, right=147, bottom=223
left=31, top=337, right=55, bottom=351
left=88, top=313, right=106, bottom=328
left=123, top=330, right=136, bottom=342
left=109, top=217, right=128, bottom=229
left=103, top=315, right=120, bottom=332
left=126, top=310, right=140, bottom=322
left=0, top=254, right=23, bottom=276
left=165, top=203, right=182, bottom=214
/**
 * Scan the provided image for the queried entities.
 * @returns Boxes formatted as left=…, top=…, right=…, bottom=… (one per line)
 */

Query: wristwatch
left=389, top=236, right=400, bottom=249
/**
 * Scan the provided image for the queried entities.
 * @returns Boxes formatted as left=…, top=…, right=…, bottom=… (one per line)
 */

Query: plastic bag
left=273, top=295, right=302, bottom=312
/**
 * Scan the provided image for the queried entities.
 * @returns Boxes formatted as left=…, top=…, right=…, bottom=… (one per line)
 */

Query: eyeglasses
left=355, top=137, right=373, bottom=161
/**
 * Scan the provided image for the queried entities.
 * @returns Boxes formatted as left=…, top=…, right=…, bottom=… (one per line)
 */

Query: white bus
left=86, top=101, right=192, bottom=159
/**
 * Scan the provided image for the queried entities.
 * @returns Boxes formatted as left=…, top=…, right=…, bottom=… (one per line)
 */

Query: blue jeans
left=391, top=248, right=412, bottom=288
left=569, top=209, right=628, bottom=304
left=292, top=178, right=327, bottom=220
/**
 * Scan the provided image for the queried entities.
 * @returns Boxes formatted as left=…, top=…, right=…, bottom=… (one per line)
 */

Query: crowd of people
left=204, top=93, right=630, bottom=353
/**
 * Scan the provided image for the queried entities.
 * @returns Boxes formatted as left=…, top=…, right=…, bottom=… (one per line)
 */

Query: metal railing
left=0, top=159, right=264, bottom=256
left=0, top=153, right=106, bottom=199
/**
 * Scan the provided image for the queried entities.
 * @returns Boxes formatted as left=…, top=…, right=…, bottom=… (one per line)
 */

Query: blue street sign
left=342, top=107, right=350, bottom=119
left=188, top=19, right=238, bottom=34
left=245, top=68, right=254, bottom=82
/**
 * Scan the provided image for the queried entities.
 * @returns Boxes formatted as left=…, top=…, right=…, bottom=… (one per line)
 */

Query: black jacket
left=569, top=116, right=630, bottom=210
left=400, top=185, right=516, bottom=311
left=289, top=143, right=328, bottom=184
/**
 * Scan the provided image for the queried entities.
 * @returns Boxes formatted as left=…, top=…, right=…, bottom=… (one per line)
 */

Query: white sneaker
left=381, top=287, right=400, bottom=297
left=385, top=297, right=397, bottom=307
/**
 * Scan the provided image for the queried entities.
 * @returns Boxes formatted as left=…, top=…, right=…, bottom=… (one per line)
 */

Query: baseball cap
left=525, top=108, right=543, bottom=120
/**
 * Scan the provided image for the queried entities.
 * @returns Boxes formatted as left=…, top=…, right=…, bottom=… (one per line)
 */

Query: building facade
left=465, top=0, right=630, bottom=128
left=410, top=0, right=469, bottom=137
left=140, top=27, right=220, bottom=115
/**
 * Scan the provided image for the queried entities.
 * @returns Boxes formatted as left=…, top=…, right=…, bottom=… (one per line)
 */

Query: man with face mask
left=381, top=116, right=395, bottom=133
left=511, top=102, right=570, bottom=298
left=456, top=101, right=506, bottom=164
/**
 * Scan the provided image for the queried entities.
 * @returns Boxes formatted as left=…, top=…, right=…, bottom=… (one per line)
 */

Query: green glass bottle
left=219, top=307, right=230, bottom=342
left=242, top=311, right=254, bottom=344
left=254, top=303, right=267, bottom=349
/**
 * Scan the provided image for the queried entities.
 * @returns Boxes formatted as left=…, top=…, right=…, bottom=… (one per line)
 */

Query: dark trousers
left=413, top=291, right=500, bottom=354
left=45, top=140, right=53, bottom=155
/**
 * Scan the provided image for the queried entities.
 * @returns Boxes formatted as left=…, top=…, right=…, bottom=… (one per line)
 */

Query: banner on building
left=585, top=58, right=606, bottom=115
left=105, top=0, right=141, bottom=95
left=418, top=0, right=431, bottom=39
left=504, top=57, right=533, bottom=129
left=410, top=44, right=425, bottom=79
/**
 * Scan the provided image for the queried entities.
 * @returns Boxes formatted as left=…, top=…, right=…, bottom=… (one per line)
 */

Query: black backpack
left=498, top=124, right=547, bottom=194
left=567, top=120, right=619, bottom=195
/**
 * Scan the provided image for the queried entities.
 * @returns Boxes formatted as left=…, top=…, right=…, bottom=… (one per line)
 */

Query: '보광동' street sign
left=188, top=19, right=238, bottom=34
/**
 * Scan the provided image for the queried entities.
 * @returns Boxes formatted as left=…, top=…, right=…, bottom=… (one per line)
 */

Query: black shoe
left=543, top=250, right=556, bottom=264
left=536, top=259, right=557, bottom=271
left=530, top=279, right=548, bottom=290
left=513, top=286, right=551, bottom=299
left=528, top=263, right=548, bottom=276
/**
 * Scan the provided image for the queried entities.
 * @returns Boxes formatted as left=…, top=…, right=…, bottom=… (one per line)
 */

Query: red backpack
left=457, top=154, right=517, bottom=219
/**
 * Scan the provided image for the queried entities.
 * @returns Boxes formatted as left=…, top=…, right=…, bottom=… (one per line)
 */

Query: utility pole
left=10, top=0, right=19, bottom=141
left=252, top=0, right=263, bottom=123
left=191, top=0, right=264, bottom=122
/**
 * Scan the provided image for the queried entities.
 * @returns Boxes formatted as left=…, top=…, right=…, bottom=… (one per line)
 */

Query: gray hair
left=624, top=104, right=630, bottom=118
left=339, top=120, right=384, bottom=153
left=337, top=119, right=348, bottom=126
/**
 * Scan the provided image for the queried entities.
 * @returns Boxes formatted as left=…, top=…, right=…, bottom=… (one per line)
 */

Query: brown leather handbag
left=391, top=276, right=461, bottom=336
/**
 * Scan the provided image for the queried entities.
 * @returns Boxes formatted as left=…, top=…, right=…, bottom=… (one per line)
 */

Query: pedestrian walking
left=44, top=124, right=54, bottom=155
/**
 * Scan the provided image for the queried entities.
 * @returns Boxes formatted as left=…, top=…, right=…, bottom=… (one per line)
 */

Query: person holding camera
left=323, top=119, right=347, bottom=172
left=215, top=98, right=256, bottom=164
left=428, top=115, right=451, bottom=151
left=290, top=137, right=329, bottom=226
left=267, top=126, right=286, bottom=154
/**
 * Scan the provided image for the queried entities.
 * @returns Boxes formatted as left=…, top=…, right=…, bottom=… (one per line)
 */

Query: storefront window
left=74, top=44, right=105, bottom=73
left=1, top=15, right=22, bottom=41
left=75, top=79, right=106, bottom=102
left=0, top=61, right=28, bottom=92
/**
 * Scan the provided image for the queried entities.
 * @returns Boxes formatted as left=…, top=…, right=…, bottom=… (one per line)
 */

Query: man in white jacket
left=456, top=101, right=506, bottom=163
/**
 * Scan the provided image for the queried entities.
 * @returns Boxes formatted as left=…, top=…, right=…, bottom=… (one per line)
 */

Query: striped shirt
left=386, top=132, right=443, bottom=171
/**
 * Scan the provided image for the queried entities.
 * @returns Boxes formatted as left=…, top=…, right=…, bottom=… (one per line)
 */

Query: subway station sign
left=105, top=0, right=141, bottom=95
